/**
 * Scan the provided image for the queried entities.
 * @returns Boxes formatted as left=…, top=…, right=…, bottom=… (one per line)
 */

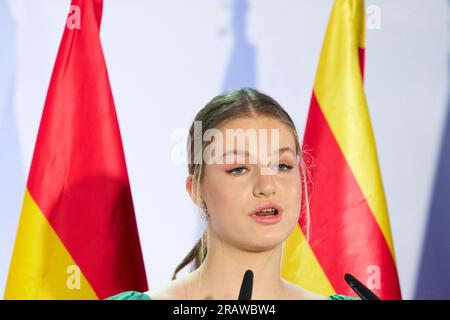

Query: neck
left=187, top=230, right=285, bottom=300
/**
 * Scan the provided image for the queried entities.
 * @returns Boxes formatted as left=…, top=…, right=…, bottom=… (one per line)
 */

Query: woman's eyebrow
left=221, top=147, right=296, bottom=158
left=278, top=147, right=296, bottom=155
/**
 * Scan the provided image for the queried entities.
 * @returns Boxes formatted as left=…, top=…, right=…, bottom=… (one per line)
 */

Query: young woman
left=107, top=88, right=356, bottom=300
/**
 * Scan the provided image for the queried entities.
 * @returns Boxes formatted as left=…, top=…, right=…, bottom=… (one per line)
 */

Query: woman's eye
left=227, top=167, right=248, bottom=175
left=227, top=164, right=292, bottom=175
left=277, top=163, right=293, bottom=171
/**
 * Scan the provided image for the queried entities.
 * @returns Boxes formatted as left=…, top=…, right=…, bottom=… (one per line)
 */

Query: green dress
left=105, top=290, right=359, bottom=300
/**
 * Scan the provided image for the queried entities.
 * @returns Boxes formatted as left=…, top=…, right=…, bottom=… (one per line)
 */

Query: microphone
left=238, top=269, right=253, bottom=300
left=344, top=273, right=381, bottom=300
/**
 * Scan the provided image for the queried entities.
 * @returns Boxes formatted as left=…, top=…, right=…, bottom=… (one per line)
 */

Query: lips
left=249, top=203, right=283, bottom=225
left=250, top=202, right=283, bottom=216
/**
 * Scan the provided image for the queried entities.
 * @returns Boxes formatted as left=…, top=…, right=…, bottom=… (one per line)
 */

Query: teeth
left=256, top=208, right=277, bottom=216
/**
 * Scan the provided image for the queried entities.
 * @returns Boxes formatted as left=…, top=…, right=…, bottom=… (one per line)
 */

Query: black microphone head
left=344, top=273, right=381, bottom=300
left=238, top=269, right=254, bottom=300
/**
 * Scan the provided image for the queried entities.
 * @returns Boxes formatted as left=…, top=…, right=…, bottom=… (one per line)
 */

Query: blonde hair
left=171, top=88, right=311, bottom=280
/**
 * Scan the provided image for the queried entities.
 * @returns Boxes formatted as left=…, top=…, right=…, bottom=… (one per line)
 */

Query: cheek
left=282, top=175, right=302, bottom=215
left=291, top=180, right=302, bottom=201
left=204, top=178, right=249, bottom=217
left=208, top=178, right=245, bottom=200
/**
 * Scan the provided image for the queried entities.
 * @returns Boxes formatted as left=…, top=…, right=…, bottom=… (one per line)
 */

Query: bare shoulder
left=282, top=280, right=328, bottom=300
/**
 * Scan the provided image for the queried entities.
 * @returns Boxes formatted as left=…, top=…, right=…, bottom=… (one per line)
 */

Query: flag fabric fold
left=281, top=0, right=402, bottom=300
left=4, top=0, right=148, bottom=299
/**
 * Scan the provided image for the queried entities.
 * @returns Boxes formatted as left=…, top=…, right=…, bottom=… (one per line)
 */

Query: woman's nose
left=253, top=172, right=276, bottom=198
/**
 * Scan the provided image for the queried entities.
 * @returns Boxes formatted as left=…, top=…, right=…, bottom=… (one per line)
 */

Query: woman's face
left=198, top=115, right=302, bottom=252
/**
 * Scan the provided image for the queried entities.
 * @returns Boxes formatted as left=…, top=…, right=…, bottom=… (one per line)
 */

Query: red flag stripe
left=359, top=47, right=365, bottom=81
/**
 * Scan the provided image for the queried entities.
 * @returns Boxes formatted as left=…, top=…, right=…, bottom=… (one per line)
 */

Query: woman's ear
left=186, top=175, right=204, bottom=207
left=186, top=175, right=194, bottom=200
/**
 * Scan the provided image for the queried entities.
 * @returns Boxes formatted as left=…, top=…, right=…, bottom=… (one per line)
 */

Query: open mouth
left=249, top=203, right=283, bottom=224
left=254, top=208, right=279, bottom=217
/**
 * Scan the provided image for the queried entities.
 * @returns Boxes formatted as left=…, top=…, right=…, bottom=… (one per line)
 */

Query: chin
left=245, top=232, right=286, bottom=252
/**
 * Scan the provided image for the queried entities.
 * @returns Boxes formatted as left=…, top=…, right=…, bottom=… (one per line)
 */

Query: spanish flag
left=4, top=0, right=148, bottom=299
left=281, top=0, right=402, bottom=299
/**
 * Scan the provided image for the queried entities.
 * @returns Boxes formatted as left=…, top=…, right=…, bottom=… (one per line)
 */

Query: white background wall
left=0, top=0, right=449, bottom=299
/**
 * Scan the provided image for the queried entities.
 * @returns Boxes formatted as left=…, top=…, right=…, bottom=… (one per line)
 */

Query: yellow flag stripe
left=313, top=0, right=395, bottom=257
left=281, top=225, right=336, bottom=297
left=4, top=189, right=98, bottom=299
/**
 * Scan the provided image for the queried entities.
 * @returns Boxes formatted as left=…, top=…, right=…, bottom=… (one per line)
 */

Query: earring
left=201, top=201, right=209, bottom=221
